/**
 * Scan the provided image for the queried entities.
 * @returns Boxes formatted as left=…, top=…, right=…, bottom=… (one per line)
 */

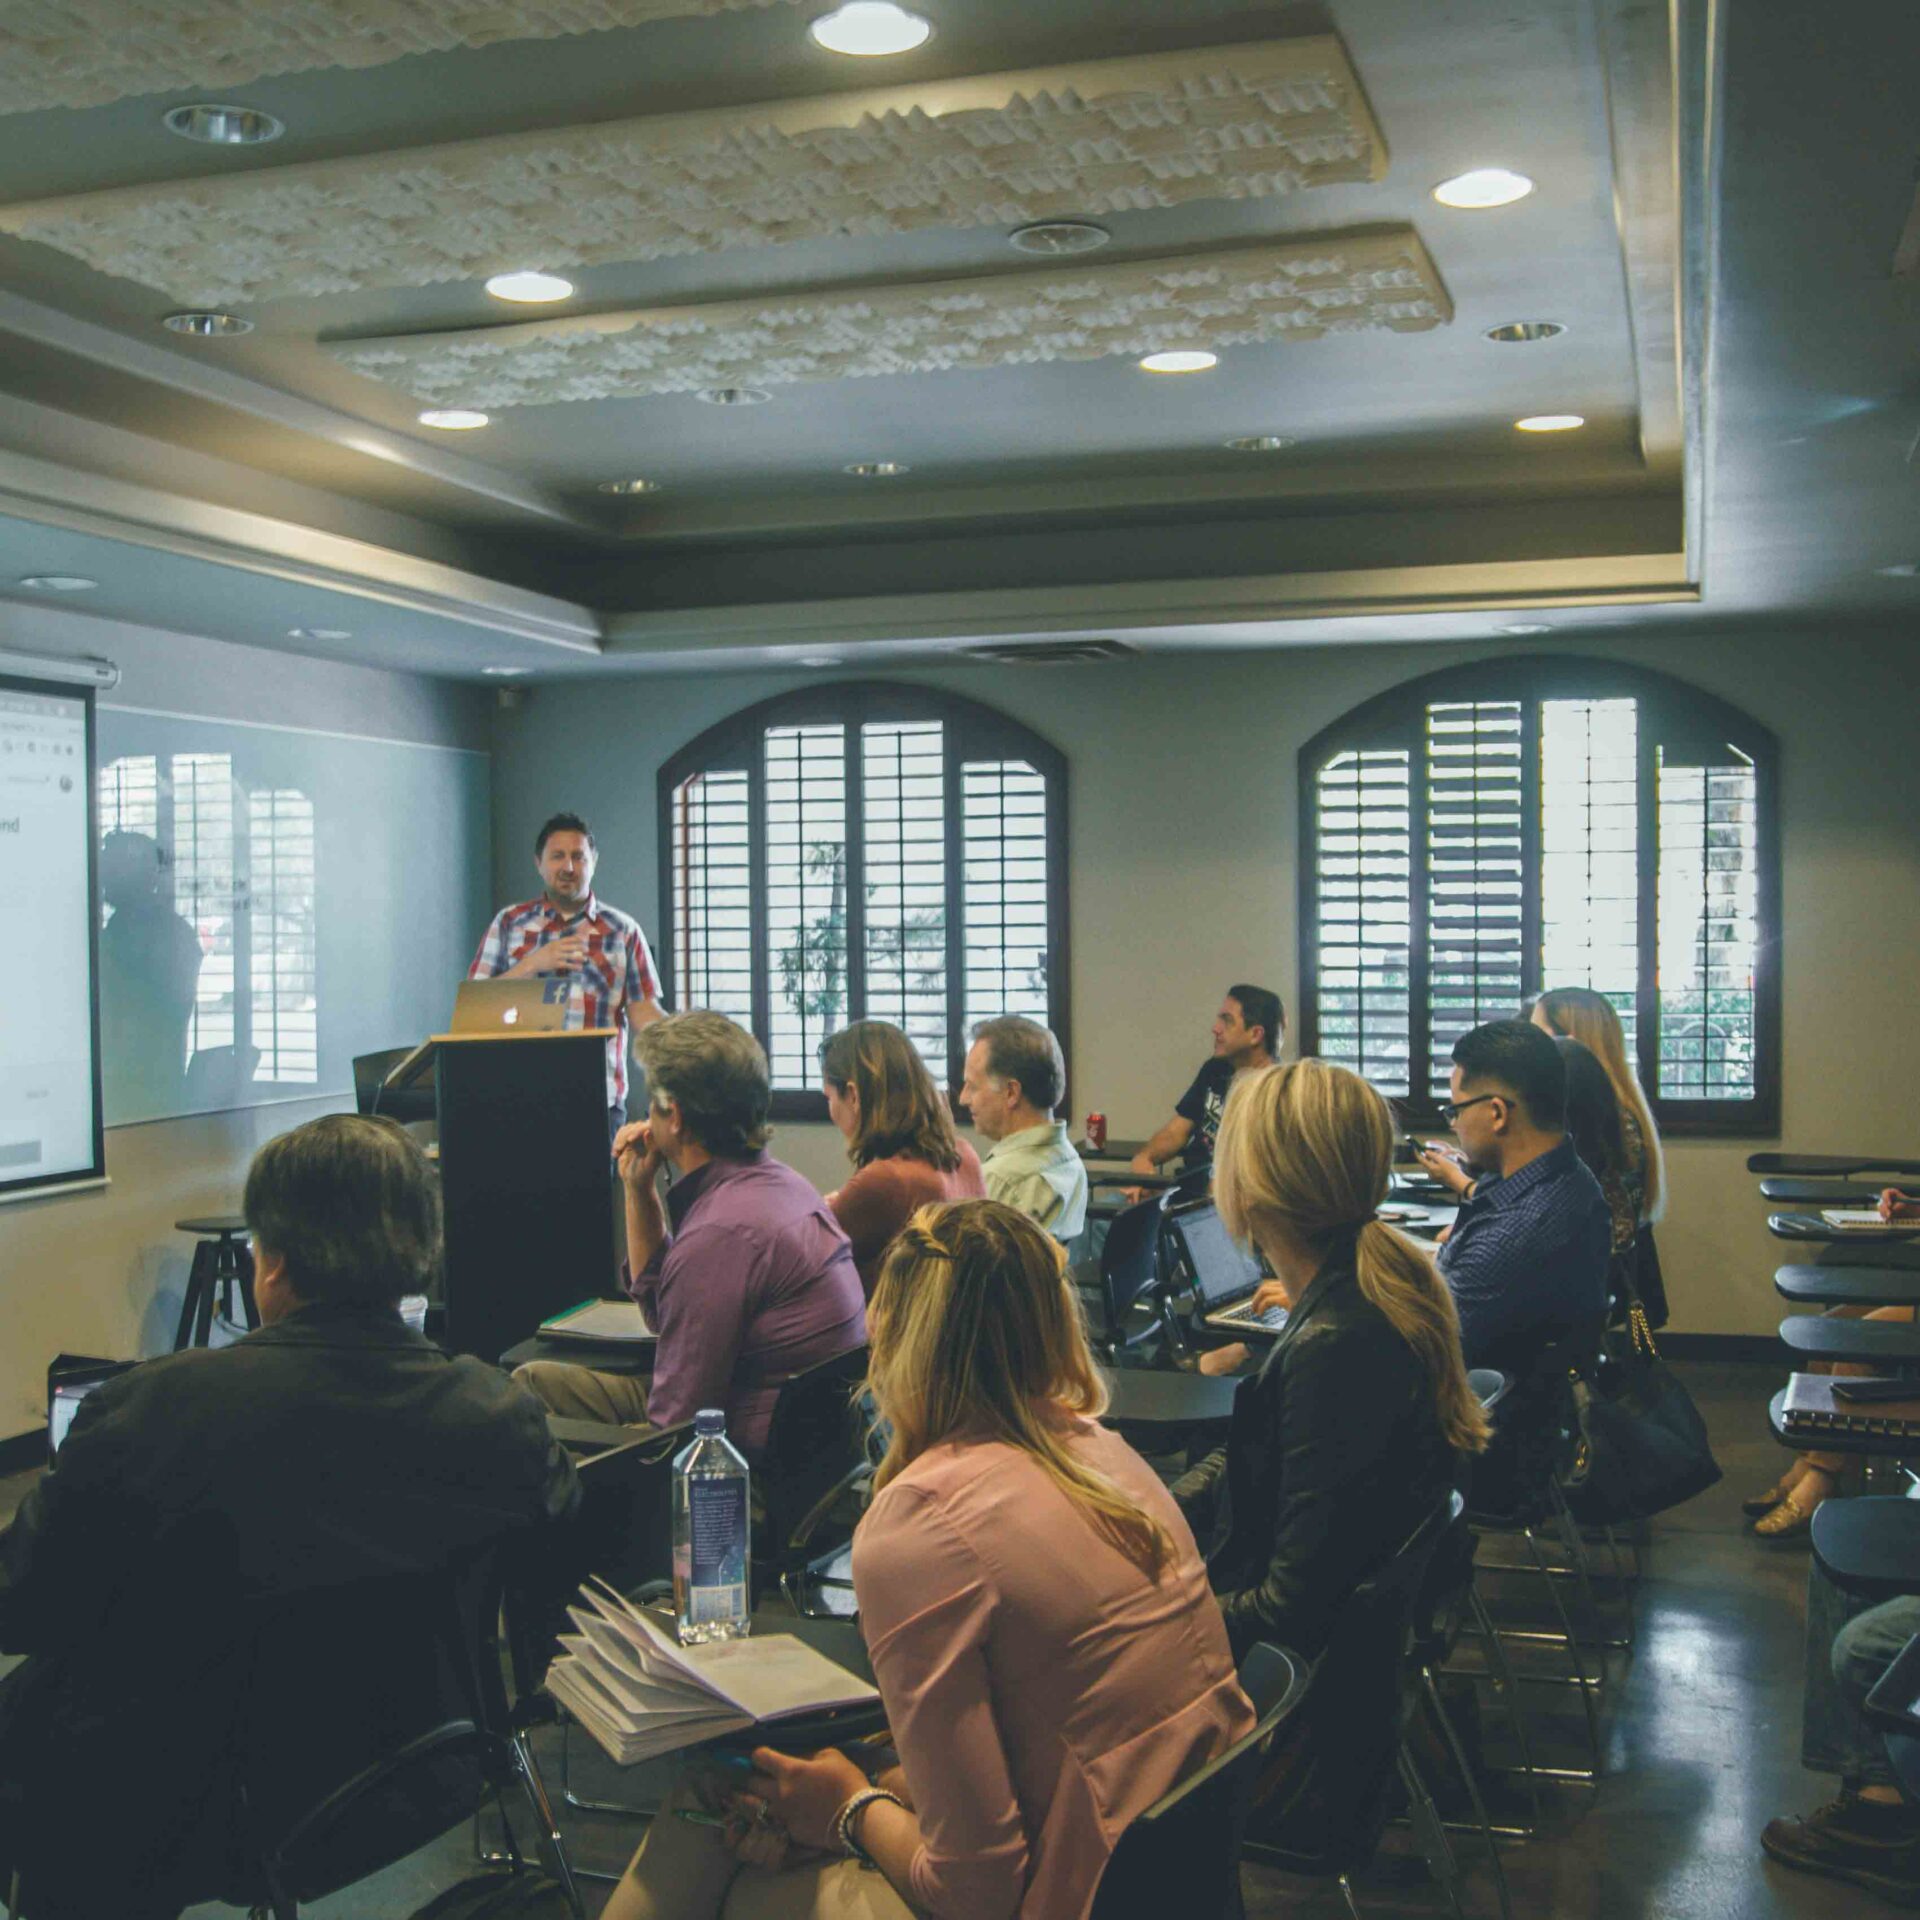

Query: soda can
left=1086, top=1111, right=1107, bottom=1151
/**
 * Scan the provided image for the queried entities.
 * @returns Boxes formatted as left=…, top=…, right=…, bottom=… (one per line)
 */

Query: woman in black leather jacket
left=1173, top=1060, right=1490, bottom=1661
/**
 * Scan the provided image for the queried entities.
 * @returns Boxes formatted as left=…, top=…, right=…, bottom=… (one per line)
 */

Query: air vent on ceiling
left=964, top=639, right=1139, bottom=665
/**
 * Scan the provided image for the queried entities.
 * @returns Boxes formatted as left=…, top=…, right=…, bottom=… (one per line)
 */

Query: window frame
left=658, top=680, right=1070, bottom=1123
left=1298, top=654, right=1782, bottom=1138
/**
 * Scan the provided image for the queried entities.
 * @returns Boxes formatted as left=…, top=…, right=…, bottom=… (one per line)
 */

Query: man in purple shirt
left=513, top=1011, right=865, bottom=1459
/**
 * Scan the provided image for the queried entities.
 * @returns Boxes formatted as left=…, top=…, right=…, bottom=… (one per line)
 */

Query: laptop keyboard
left=1215, top=1301, right=1289, bottom=1333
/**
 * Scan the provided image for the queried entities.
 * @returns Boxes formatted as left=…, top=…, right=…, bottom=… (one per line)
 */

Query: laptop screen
left=1172, top=1201, right=1264, bottom=1308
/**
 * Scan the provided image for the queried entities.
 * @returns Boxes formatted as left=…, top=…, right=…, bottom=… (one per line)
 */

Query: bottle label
left=687, top=1478, right=748, bottom=1623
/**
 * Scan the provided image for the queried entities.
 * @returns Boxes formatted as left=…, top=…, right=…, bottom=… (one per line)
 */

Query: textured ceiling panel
left=331, top=231, right=1450, bottom=407
left=0, top=38, right=1387, bottom=304
left=0, top=0, right=799, bottom=115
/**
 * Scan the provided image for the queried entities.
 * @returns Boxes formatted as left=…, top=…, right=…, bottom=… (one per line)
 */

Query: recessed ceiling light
left=1484, top=320, right=1565, bottom=344
left=483, top=666, right=531, bottom=678
left=1433, top=167, right=1534, bottom=209
left=798, top=654, right=842, bottom=668
left=163, top=310, right=254, bottom=337
left=418, top=408, right=490, bottom=430
left=1008, top=220, right=1111, bottom=257
left=1139, top=350, right=1218, bottom=375
left=1877, top=563, right=1920, bottom=578
left=807, top=2, right=932, bottom=56
left=597, top=477, right=660, bottom=495
left=162, top=102, right=284, bottom=146
left=844, top=460, right=909, bottom=477
left=696, top=386, right=772, bottom=406
left=1225, top=434, right=1295, bottom=452
left=1514, top=413, right=1585, bottom=432
left=485, top=269, right=575, bottom=304
left=1501, top=623, right=1552, bottom=635
left=287, top=627, right=351, bottom=642
left=18, top=574, right=96, bottom=592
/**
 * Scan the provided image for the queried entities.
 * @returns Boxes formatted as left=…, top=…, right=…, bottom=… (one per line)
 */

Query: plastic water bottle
left=672, top=1409, right=752, bottom=1644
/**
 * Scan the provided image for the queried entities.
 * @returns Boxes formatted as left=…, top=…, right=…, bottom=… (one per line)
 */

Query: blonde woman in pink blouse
left=602, top=1199, right=1254, bottom=1920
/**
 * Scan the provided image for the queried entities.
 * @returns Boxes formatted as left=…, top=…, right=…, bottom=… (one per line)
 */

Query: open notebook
left=538, top=1298, right=655, bottom=1342
left=1821, top=1210, right=1920, bottom=1233
left=545, top=1579, right=878, bottom=1766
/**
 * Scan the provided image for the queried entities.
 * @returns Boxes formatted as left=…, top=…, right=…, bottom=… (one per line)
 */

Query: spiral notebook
left=1781, top=1374, right=1920, bottom=1437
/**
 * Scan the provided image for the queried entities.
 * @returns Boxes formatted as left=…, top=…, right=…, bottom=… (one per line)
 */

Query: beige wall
left=0, top=602, right=489, bottom=1442
left=492, top=624, right=1920, bottom=1340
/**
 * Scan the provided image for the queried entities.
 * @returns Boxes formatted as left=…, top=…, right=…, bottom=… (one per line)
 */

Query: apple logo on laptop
left=503, top=1006, right=519, bottom=1025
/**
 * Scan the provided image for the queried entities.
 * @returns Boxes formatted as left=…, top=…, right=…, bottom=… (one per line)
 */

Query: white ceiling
left=0, top=0, right=1910, bottom=681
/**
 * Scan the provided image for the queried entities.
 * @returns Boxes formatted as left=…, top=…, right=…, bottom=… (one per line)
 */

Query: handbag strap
left=1615, top=1242, right=1659, bottom=1360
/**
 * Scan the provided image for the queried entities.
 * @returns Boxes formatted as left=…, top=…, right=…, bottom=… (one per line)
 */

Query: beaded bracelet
left=833, top=1785, right=906, bottom=1864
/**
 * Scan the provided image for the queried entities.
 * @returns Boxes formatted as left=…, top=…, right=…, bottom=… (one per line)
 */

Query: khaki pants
left=512, top=1360, right=652, bottom=1427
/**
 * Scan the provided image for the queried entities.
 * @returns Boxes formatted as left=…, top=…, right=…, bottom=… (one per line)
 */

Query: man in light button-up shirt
left=960, top=1016, right=1088, bottom=1243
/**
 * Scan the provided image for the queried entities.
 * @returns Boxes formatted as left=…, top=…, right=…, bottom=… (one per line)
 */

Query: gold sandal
left=1754, top=1487, right=1825, bottom=1539
left=1743, top=1479, right=1795, bottom=1517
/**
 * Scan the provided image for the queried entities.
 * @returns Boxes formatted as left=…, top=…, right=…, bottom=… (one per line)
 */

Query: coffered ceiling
left=0, top=0, right=1910, bottom=680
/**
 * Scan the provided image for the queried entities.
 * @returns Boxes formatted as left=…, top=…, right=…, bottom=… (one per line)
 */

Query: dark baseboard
left=1658, top=1332, right=1779, bottom=1366
left=0, top=1427, right=45, bottom=1475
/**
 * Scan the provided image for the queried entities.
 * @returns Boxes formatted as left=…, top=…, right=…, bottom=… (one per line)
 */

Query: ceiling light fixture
left=1515, top=413, right=1585, bottom=432
left=1501, top=622, right=1552, bottom=635
left=844, top=460, right=909, bottom=477
left=485, top=269, right=575, bottom=304
left=598, top=477, right=660, bottom=495
left=287, top=626, right=351, bottom=642
left=1433, top=167, right=1534, bottom=209
left=696, top=386, right=771, bottom=406
left=18, top=575, right=97, bottom=592
left=798, top=654, right=842, bottom=668
left=483, top=666, right=531, bottom=678
left=807, top=2, right=932, bottom=57
left=1008, top=220, right=1110, bottom=257
left=1484, top=320, right=1565, bottom=344
left=162, top=102, right=284, bottom=146
left=1225, top=434, right=1295, bottom=452
left=417, top=407, right=489, bottom=430
left=1877, top=563, right=1920, bottom=578
left=163, top=310, right=254, bottom=337
left=1139, top=349, right=1218, bottom=375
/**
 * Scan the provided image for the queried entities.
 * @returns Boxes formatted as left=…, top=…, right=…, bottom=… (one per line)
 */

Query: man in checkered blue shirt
left=470, top=811, right=665, bottom=1143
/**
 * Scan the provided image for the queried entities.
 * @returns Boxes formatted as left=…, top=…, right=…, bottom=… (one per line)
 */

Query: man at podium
left=470, top=811, right=664, bottom=1144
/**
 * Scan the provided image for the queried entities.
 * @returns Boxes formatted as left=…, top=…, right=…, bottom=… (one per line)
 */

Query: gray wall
left=0, top=600, right=489, bottom=1441
left=491, top=624, right=1920, bottom=1339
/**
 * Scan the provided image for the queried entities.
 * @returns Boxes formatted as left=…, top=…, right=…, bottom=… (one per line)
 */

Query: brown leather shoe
left=1762, top=1793, right=1920, bottom=1905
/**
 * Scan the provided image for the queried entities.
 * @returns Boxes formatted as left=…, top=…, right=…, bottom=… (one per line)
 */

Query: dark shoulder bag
left=1564, top=1259, right=1720, bottom=1526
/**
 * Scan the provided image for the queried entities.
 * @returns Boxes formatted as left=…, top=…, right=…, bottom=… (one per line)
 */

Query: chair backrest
left=1089, top=1641, right=1309, bottom=1920
left=232, top=1548, right=512, bottom=1907
left=757, top=1343, right=872, bottom=1589
left=1100, top=1195, right=1168, bottom=1321
left=1472, top=1308, right=1607, bottom=1521
left=1243, top=1490, right=1457, bottom=1877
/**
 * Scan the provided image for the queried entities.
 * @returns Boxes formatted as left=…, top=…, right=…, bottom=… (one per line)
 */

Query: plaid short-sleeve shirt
left=468, top=893, right=660, bottom=1107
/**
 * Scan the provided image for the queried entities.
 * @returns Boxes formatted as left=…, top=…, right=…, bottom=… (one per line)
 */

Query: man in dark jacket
left=0, top=1114, right=581, bottom=1920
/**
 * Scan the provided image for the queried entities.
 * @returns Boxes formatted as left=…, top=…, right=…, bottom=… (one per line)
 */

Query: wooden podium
left=392, top=1031, right=617, bottom=1363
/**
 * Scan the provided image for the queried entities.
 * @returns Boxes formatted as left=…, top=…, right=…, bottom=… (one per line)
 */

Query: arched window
left=1300, top=655, right=1780, bottom=1135
left=660, top=683, right=1068, bottom=1119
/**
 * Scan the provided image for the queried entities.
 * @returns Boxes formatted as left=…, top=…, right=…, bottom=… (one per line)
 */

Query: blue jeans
left=1803, top=1565, right=1920, bottom=1787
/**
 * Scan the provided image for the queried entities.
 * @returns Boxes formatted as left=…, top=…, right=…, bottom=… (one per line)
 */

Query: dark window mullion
left=1636, top=700, right=1661, bottom=1105
left=747, top=738, right=771, bottom=1059
left=1409, top=711, right=1433, bottom=1105
left=943, top=725, right=969, bottom=1094
left=844, top=711, right=867, bottom=1025
left=1519, top=697, right=1543, bottom=1006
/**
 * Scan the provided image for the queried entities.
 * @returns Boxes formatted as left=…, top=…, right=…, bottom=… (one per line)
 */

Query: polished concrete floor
left=0, top=1361, right=1897, bottom=1917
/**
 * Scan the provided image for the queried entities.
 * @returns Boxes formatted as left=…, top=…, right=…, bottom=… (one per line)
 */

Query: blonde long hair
left=1212, top=1060, right=1490, bottom=1457
left=1533, top=987, right=1664, bottom=1222
left=865, top=1199, right=1175, bottom=1579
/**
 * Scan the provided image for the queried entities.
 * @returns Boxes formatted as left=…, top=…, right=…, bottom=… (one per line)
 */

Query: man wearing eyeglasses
left=1416, top=1018, right=1612, bottom=1374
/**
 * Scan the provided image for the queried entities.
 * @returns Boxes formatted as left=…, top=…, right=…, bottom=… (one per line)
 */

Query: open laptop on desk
left=1166, top=1198, right=1284, bottom=1338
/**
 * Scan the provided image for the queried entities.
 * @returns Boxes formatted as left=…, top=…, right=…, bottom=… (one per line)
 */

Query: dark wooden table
left=1769, top=1212, right=1920, bottom=1246
left=1749, top=1154, right=1920, bottom=1179
left=1759, top=1179, right=1900, bottom=1206
left=1812, top=1498, right=1920, bottom=1600
left=1779, top=1314, right=1920, bottom=1366
left=1097, top=1364, right=1238, bottom=1427
left=1776, top=1265, right=1920, bottom=1309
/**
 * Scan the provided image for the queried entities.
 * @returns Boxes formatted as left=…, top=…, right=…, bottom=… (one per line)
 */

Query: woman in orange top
left=602, top=1200, right=1254, bottom=1920
left=819, top=1020, right=984, bottom=1296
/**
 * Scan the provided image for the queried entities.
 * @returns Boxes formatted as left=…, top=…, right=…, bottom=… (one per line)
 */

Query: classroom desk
left=1076, top=1138, right=1152, bottom=1164
left=1779, top=1314, right=1920, bottom=1367
left=1776, top=1266, right=1920, bottom=1309
left=1769, top=1213, right=1920, bottom=1247
left=1812, top=1498, right=1920, bottom=1601
left=1759, top=1179, right=1898, bottom=1207
left=1096, top=1364, right=1238, bottom=1428
left=1769, top=1384, right=1920, bottom=1459
left=499, top=1332, right=656, bottom=1375
left=1749, top=1154, right=1920, bottom=1179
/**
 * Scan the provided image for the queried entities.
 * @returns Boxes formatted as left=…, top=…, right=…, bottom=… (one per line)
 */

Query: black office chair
left=1242, top=1492, right=1471, bottom=1916
left=1088, top=1641, right=1310, bottom=1920
left=232, top=1550, right=583, bottom=1920
left=758, top=1344, right=873, bottom=1614
left=1080, top=1195, right=1174, bottom=1363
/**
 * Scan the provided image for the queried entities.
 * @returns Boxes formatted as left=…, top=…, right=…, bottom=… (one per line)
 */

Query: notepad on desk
left=538, top=1298, right=655, bottom=1342
left=1821, top=1210, right=1920, bottom=1233
left=1781, top=1374, right=1920, bottom=1437
left=545, top=1579, right=879, bottom=1766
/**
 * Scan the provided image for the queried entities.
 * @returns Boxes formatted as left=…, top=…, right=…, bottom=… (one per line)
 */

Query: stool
left=174, top=1215, right=258, bottom=1350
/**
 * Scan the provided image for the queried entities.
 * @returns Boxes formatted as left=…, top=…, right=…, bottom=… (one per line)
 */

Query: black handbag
left=1564, top=1279, right=1720, bottom=1525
